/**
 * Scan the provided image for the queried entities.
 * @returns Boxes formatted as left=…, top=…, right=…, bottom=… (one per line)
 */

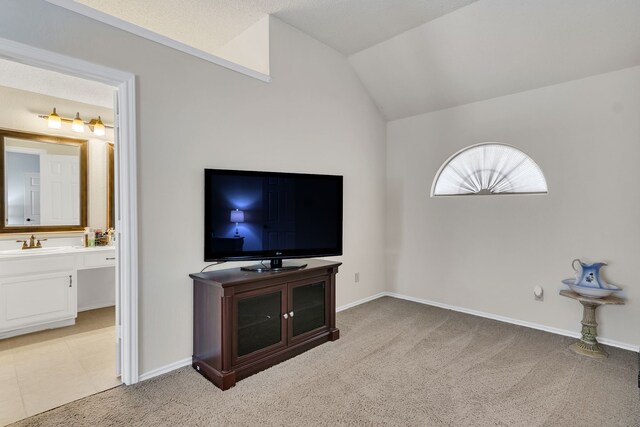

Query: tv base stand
left=241, top=259, right=308, bottom=272
left=190, top=259, right=340, bottom=390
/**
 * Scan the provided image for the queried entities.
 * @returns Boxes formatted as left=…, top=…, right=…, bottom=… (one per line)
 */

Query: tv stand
left=241, top=259, right=307, bottom=272
left=190, top=259, right=340, bottom=390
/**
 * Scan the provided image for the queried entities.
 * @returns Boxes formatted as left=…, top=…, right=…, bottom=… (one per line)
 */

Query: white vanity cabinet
left=0, top=271, right=77, bottom=335
left=0, top=246, right=115, bottom=339
left=0, top=253, right=77, bottom=338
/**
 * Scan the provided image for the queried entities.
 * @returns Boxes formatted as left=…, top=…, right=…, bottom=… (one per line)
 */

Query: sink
left=0, top=247, right=67, bottom=256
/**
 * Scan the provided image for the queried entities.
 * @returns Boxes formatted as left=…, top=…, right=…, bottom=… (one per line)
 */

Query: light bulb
left=71, top=112, right=84, bottom=132
left=48, top=108, right=62, bottom=129
left=93, top=116, right=106, bottom=136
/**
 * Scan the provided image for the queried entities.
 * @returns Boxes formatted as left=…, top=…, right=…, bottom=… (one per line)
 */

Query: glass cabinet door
left=235, top=285, right=286, bottom=360
left=289, top=279, right=327, bottom=340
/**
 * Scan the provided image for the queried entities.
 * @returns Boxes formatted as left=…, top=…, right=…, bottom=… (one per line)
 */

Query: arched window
left=431, top=143, right=548, bottom=196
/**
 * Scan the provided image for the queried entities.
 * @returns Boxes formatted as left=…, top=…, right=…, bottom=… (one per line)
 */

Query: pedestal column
left=571, top=300, right=607, bottom=358
left=559, top=289, right=624, bottom=359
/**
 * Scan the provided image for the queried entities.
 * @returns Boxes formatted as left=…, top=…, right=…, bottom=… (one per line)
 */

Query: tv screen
left=204, top=169, right=343, bottom=264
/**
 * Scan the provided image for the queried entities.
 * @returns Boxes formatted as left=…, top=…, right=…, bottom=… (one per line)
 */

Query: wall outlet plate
left=533, top=285, right=544, bottom=301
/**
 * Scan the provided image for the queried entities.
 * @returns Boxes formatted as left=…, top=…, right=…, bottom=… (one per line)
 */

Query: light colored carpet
left=13, top=297, right=640, bottom=426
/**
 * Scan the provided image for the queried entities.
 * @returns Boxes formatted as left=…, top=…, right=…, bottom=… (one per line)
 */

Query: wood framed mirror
left=0, top=128, right=88, bottom=233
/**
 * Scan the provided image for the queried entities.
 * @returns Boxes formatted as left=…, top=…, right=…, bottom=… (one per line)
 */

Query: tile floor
left=0, top=307, right=121, bottom=426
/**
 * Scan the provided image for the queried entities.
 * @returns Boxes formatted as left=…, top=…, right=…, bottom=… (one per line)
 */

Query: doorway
left=0, top=37, right=138, bottom=420
left=5, top=147, right=44, bottom=226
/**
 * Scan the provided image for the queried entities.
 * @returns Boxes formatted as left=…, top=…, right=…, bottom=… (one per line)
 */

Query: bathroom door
left=39, top=154, right=79, bottom=225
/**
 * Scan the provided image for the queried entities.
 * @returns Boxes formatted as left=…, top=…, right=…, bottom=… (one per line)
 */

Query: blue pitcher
left=572, top=259, right=608, bottom=289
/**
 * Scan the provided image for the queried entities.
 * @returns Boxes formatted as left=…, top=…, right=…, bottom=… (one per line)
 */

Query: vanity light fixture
left=47, top=108, right=62, bottom=129
left=89, top=116, right=106, bottom=136
left=71, top=112, right=84, bottom=132
left=39, top=109, right=114, bottom=136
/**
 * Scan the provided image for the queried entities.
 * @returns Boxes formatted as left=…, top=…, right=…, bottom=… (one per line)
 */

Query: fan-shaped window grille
left=431, top=143, right=548, bottom=196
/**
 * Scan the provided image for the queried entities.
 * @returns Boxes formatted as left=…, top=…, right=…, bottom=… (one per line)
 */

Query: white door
left=40, top=154, right=80, bottom=224
left=23, top=173, right=41, bottom=225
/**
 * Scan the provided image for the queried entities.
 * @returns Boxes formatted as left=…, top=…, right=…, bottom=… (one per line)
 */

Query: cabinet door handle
left=106, top=257, right=116, bottom=260
left=283, top=313, right=289, bottom=319
left=69, top=275, right=73, bottom=287
left=289, top=311, right=294, bottom=317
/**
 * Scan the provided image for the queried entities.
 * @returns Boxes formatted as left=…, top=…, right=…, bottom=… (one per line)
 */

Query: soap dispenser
left=83, top=227, right=91, bottom=247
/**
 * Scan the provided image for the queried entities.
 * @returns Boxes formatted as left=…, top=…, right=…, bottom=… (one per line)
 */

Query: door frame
left=5, top=146, right=44, bottom=225
left=23, top=172, right=41, bottom=225
left=0, top=37, right=139, bottom=384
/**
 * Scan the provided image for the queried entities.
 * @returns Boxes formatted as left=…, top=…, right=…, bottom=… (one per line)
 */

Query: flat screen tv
left=204, top=168, right=343, bottom=271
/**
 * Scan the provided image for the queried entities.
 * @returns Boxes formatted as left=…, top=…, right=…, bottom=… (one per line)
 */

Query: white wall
left=387, top=66, right=640, bottom=347
left=77, top=266, right=115, bottom=311
left=0, top=2, right=387, bottom=375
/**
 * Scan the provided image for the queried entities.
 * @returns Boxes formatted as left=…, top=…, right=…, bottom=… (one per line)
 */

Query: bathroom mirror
left=0, top=129, right=87, bottom=233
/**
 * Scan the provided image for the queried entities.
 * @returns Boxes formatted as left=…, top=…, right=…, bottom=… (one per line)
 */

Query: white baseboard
left=0, top=318, right=75, bottom=339
left=383, top=292, right=639, bottom=353
left=138, top=357, right=192, bottom=382
left=78, top=302, right=116, bottom=312
left=337, top=292, right=387, bottom=312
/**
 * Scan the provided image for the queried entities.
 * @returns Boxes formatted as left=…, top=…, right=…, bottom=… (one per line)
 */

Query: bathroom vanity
left=0, top=127, right=117, bottom=339
left=0, top=246, right=115, bottom=339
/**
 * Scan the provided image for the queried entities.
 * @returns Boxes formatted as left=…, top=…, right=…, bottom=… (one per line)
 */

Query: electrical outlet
left=534, top=285, right=544, bottom=302
left=355, top=272, right=360, bottom=283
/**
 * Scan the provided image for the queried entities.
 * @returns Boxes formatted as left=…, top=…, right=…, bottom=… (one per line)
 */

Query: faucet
left=16, top=235, right=47, bottom=250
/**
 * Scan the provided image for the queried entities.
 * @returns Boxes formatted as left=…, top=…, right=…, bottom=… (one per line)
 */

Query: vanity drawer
left=0, top=255, right=76, bottom=277
left=82, top=251, right=116, bottom=269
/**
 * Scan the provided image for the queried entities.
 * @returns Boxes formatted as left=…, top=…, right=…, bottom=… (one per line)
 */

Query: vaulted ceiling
left=45, top=0, right=640, bottom=121
left=70, top=0, right=478, bottom=55
left=350, top=0, right=640, bottom=120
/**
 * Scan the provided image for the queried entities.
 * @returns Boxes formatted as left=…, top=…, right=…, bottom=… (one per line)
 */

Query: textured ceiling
left=73, top=0, right=477, bottom=55
left=0, top=58, right=114, bottom=108
left=350, top=0, right=640, bottom=120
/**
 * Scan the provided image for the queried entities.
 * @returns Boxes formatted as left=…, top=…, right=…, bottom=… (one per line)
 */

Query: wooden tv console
left=189, top=259, right=341, bottom=390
